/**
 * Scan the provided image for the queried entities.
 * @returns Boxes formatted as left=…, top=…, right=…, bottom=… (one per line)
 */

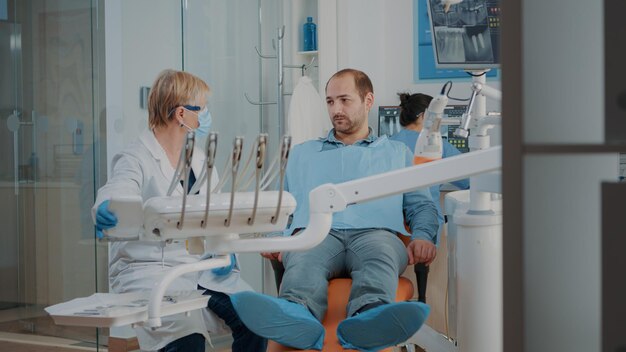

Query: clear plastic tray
left=45, top=290, right=209, bottom=328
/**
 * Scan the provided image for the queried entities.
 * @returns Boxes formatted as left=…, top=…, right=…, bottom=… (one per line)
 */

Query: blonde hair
left=148, top=69, right=211, bottom=129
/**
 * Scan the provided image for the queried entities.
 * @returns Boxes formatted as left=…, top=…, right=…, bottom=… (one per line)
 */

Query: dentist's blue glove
left=95, top=200, right=118, bottom=239
left=212, top=254, right=237, bottom=276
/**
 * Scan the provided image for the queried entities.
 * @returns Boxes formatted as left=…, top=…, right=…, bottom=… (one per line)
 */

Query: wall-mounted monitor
left=427, top=0, right=501, bottom=70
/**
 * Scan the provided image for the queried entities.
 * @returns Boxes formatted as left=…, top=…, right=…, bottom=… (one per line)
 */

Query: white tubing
left=206, top=212, right=332, bottom=254
left=146, top=255, right=230, bottom=328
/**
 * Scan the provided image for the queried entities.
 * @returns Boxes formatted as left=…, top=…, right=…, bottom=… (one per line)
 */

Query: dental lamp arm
left=455, top=80, right=502, bottom=138
left=210, top=147, right=502, bottom=256
left=206, top=193, right=333, bottom=254
left=332, top=146, right=501, bottom=207
left=477, top=82, right=502, bottom=101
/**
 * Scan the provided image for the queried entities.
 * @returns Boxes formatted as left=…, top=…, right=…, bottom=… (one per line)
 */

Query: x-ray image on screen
left=428, top=0, right=501, bottom=69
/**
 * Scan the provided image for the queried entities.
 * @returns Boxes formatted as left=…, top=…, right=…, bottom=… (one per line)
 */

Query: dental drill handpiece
left=201, top=133, right=218, bottom=228
left=248, top=134, right=267, bottom=225
left=455, top=87, right=478, bottom=139
left=271, top=136, right=292, bottom=224
left=225, top=137, right=243, bottom=227
left=177, top=132, right=195, bottom=230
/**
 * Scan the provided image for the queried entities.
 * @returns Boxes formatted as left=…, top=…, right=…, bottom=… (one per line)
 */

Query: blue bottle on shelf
left=303, top=16, right=317, bottom=51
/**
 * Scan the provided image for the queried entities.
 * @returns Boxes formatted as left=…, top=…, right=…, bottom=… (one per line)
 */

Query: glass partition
left=0, top=0, right=106, bottom=349
left=183, top=0, right=283, bottom=298
left=184, top=0, right=283, bottom=179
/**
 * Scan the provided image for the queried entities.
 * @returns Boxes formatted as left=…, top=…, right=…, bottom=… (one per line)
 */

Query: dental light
left=413, top=85, right=449, bottom=164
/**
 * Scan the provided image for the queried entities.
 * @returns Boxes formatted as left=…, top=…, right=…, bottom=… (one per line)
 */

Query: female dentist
left=390, top=93, right=470, bottom=242
left=93, top=69, right=266, bottom=352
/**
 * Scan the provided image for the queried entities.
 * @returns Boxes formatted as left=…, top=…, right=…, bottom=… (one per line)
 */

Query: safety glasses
left=183, top=105, right=208, bottom=113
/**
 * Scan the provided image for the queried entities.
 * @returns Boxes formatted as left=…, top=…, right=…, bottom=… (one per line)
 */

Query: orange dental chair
left=266, top=235, right=429, bottom=352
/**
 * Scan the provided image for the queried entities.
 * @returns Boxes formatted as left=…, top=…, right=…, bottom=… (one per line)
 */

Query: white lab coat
left=93, top=129, right=252, bottom=351
left=287, top=76, right=332, bottom=145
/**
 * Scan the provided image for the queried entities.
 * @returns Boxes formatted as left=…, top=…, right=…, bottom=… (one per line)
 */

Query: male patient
left=231, top=68, right=439, bottom=351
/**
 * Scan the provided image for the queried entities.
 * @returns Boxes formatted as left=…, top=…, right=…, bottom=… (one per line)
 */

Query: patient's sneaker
left=230, top=291, right=324, bottom=350
left=336, top=301, right=430, bottom=351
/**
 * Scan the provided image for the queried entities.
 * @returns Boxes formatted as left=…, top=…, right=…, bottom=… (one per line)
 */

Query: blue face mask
left=181, top=106, right=212, bottom=137
left=196, top=109, right=212, bottom=137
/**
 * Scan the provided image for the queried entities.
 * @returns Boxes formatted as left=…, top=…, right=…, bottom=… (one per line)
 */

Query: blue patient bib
left=285, top=136, right=410, bottom=237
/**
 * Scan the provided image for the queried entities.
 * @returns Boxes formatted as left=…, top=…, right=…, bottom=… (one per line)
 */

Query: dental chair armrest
left=269, top=259, right=285, bottom=293
left=414, top=262, right=429, bottom=303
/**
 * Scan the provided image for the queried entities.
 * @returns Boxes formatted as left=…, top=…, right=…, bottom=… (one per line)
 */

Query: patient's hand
left=407, top=239, right=436, bottom=266
left=261, top=252, right=282, bottom=262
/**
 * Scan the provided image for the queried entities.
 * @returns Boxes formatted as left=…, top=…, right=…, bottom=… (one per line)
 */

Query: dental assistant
left=390, top=92, right=470, bottom=241
left=92, top=69, right=266, bottom=352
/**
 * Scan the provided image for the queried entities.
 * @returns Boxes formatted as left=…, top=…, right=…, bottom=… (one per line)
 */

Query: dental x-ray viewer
left=230, top=69, right=439, bottom=351
left=93, top=69, right=266, bottom=352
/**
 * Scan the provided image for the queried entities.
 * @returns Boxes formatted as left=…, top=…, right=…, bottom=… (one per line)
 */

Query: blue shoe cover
left=230, top=291, right=324, bottom=350
left=337, top=301, right=430, bottom=351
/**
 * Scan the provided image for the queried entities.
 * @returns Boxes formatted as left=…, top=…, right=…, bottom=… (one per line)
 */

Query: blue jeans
left=161, top=288, right=267, bottom=352
left=280, top=228, right=408, bottom=320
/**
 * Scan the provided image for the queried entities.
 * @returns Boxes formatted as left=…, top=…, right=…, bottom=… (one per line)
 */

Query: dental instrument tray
left=102, top=133, right=297, bottom=242
left=45, top=290, right=209, bottom=328
left=103, top=191, right=297, bottom=241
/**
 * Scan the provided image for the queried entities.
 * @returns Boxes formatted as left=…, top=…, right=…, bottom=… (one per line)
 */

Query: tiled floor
left=0, top=341, right=92, bottom=352
left=0, top=331, right=99, bottom=351
left=0, top=335, right=232, bottom=352
left=0, top=304, right=101, bottom=351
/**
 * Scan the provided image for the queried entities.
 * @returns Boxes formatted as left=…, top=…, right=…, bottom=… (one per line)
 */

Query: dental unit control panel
left=443, top=105, right=469, bottom=153
left=377, top=104, right=470, bottom=154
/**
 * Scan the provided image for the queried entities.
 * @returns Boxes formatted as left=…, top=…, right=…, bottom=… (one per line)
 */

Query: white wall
left=184, top=0, right=272, bottom=295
